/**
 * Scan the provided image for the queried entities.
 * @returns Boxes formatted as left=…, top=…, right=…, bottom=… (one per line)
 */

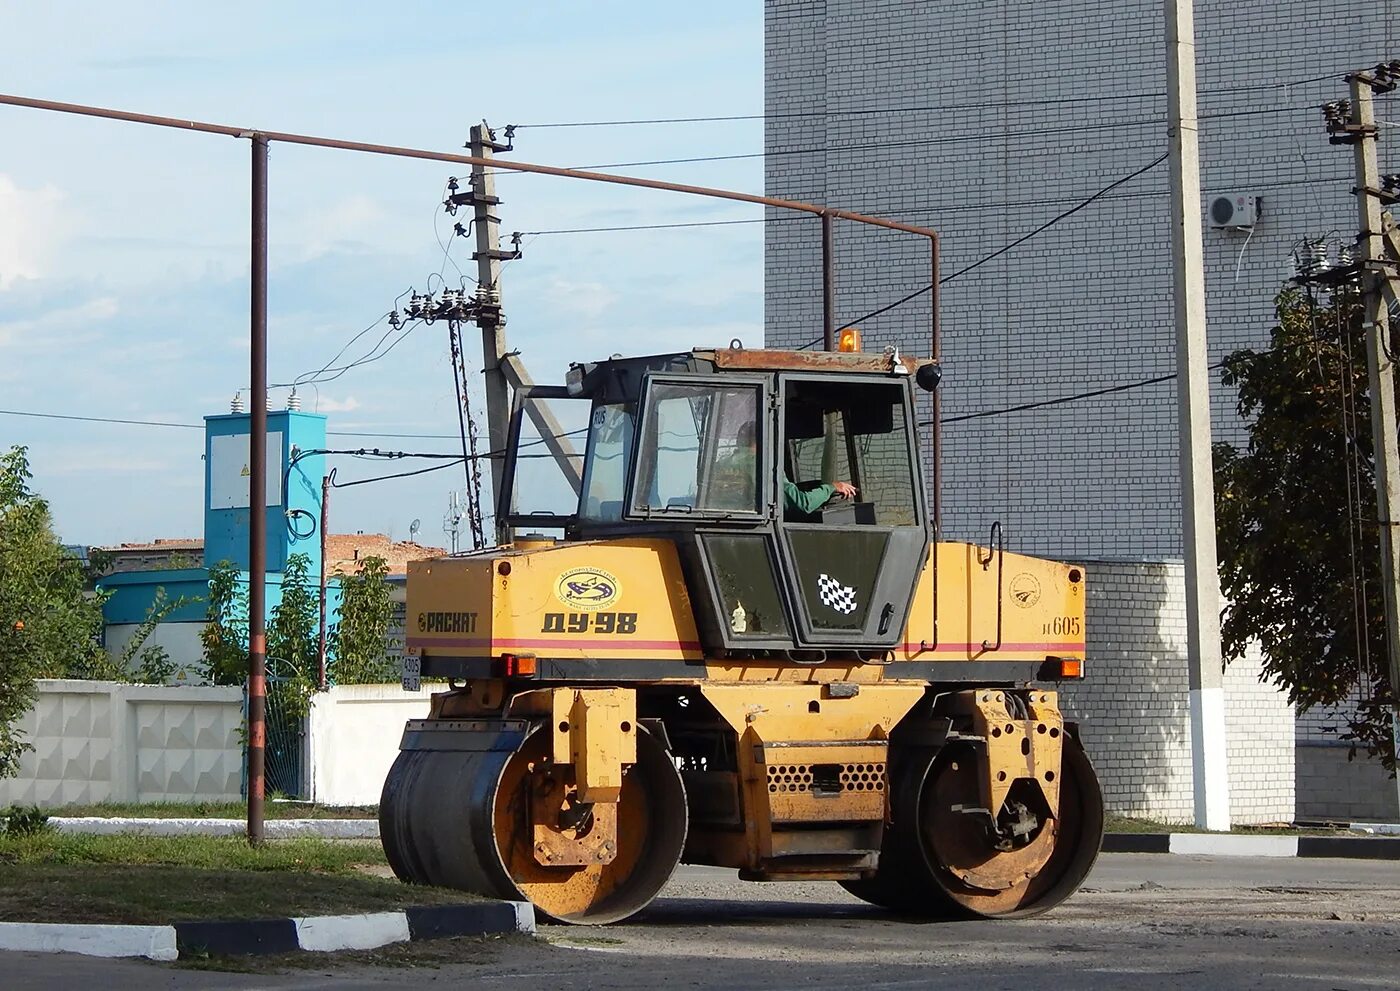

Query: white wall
left=0, top=680, right=243, bottom=807
left=1059, top=561, right=1296, bottom=825
left=103, top=622, right=209, bottom=683
left=306, top=684, right=436, bottom=807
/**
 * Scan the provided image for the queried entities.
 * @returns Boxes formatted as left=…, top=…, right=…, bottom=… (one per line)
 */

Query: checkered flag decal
left=817, top=573, right=859, bottom=615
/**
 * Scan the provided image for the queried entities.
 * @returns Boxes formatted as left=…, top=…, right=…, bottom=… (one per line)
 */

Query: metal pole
left=822, top=211, right=835, bottom=351
left=317, top=472, right=329, bottom=691
left=247, top=133, right=269, bottom=845
left=0, top=94, right=939, bottom=241
left=1165, top=0, right=1230, bottom=830
left=1347, top=73, right=1400, bottom=809
left=930, top=236, right=942, bottom=539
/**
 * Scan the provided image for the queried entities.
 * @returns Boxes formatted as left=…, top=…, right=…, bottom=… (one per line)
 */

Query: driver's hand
left=832, top=481, right=857, bottom=500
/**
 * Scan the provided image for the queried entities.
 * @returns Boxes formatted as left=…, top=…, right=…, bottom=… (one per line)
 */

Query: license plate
left=401, top=654, right=421, bottom=692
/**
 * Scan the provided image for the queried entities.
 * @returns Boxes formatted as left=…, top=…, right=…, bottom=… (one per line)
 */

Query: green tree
left=201, top=560, right=249, bottom=686
left=1214, top=286, right=1393, bottom=766
left=268, top=553, right=318, bottom=682
left=0, top=446, right=107, bottom=777
left=330, top=555, right=398, bottom=684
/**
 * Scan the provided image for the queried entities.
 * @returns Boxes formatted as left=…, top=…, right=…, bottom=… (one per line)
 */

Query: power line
left=512, top=72, right=1348, bottom=129
left=938, top=152, right=1168, bottom=285
left=791, top=152, right=1169, bottom=347
left=519, top=171, right=1350, bottom=239
left=0, top=408, right=202, bottom=430
left=329, top=427, right=590, bottom=488
left=937, top=372, right=1179, bottom=424
left=274, top=311, right=393, bottom=390
left=331, top=457, right=465, bottom=488
left=551, top=105, right=1314, bottom=174
left=286, top=315, right=423, bottom=389
left=932, top=332, right=1335, bottom=425
left=0, top=406, right=472, bottom=440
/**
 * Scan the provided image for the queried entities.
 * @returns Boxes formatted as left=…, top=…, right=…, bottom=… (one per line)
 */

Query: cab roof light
left=837, top=327, right=862, bottom=353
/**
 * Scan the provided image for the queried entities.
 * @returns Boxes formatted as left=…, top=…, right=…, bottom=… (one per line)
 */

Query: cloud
left=0, top=296, right=119, bottom=350
left=545, top=279, right=620, bottom=319
left=314, top=394, right=362, bottom=413
left=288, top=194, right=397, bottom=261
left=0, top=175, right=70, bottom=291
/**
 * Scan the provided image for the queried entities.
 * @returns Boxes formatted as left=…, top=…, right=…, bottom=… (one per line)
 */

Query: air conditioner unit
left=1208, top=193, right=1259, bottom=229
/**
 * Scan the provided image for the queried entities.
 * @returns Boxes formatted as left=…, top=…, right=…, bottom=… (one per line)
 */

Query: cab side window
left=631, top=382, right=762, bottom=515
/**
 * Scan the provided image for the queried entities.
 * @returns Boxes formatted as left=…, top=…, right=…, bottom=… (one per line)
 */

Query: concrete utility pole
left=1343, top=67, right=1400, bottom=803
left=1164, top=0, right=1231, bottom=830
left=468, top=122, right=514, bottom=546
left=454, top=125, right=583, bottom=535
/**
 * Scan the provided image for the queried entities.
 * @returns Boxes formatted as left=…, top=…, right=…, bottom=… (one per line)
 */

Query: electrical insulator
left=1323, top=100, right=1352, bottom=133
left=1295, top=239, right=1331, bottom=279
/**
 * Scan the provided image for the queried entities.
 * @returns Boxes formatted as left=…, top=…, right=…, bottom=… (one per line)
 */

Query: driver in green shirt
left=718, top=421, right=856, bottom=515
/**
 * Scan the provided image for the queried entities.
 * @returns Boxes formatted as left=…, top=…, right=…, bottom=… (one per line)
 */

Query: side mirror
left=915, top=362, right=942, bottom=393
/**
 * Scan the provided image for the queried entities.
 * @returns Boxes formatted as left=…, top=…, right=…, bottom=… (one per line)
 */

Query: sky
left=0, top=1, right=765, bottom=548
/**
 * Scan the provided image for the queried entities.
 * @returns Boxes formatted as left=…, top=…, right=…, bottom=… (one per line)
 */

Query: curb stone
left=1102, top=831, right=1400, bottom=859
left=0, top=902, right=534, bottom=961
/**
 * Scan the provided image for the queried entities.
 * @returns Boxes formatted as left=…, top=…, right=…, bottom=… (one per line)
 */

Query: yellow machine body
left=406, top=538, right=1085, bottom=672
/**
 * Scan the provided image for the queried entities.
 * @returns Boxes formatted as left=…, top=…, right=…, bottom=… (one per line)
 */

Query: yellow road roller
left=381, top=344, right=1103, bottom=923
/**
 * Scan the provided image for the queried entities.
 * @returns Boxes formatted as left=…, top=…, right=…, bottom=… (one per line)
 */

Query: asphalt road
left=6, top=853, right=1400, bottom=990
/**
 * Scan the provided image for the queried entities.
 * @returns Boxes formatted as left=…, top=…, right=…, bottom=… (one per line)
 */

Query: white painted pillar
left=1165, top=0, right=1231, bottom=830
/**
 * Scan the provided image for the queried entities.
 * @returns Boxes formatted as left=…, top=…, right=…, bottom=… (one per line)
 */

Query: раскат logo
left=555, top=567, right=622, bottom=611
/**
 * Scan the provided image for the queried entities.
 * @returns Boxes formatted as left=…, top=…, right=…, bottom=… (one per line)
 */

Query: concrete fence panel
left=306, top=684, right=435, bottom=807
left=0, top=680, right=243, bottom=807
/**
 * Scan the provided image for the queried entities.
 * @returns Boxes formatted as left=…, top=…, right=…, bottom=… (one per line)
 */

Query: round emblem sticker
left=555, top=567, right=622, bottom=611
left=1009, top=573, right=1041, bottom=609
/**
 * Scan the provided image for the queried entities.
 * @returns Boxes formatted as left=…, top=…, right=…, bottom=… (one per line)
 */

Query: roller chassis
left=380, top=675, right=1103, bottom=923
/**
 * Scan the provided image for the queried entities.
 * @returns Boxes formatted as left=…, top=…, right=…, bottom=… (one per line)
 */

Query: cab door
left=623, top=372, right=803, bottom=652
left=772, top=374, right=929, bottom=651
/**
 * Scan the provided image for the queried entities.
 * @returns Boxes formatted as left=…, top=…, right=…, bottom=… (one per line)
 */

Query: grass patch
left=51, top=801, right=377, bottom=820
left=1105, top=813, right=1202, bottom=834
left=1105, top=813, right=1365, bottom=837
left=0, top=832, right=474, bottom=925
left=0, top=831, right=385, bottom=870
left=0, top=865, right=466, bottom=925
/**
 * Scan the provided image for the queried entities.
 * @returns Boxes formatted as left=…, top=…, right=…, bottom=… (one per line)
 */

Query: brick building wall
left=1059, top=560, right=1293, bottom=824
left=1295, top=699, right=1398, bottom=821
left=766, top=3, right=1389, bottom=559
left=764, top=0, right=1392, bottom=820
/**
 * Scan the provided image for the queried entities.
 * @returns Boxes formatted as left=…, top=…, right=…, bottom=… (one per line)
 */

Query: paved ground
left=6, top=853, right=1400, bottom=989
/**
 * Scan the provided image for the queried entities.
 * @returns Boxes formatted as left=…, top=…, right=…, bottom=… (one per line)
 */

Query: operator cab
left=500, top=348, right=936, bottom=657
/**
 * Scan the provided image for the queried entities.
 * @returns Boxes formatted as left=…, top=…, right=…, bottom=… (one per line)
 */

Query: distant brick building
left=96, top=535, right=444, bottom=579
left=92, top=538, right=203, bottom=576
left=764, top=1, right=1392, bottom=820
